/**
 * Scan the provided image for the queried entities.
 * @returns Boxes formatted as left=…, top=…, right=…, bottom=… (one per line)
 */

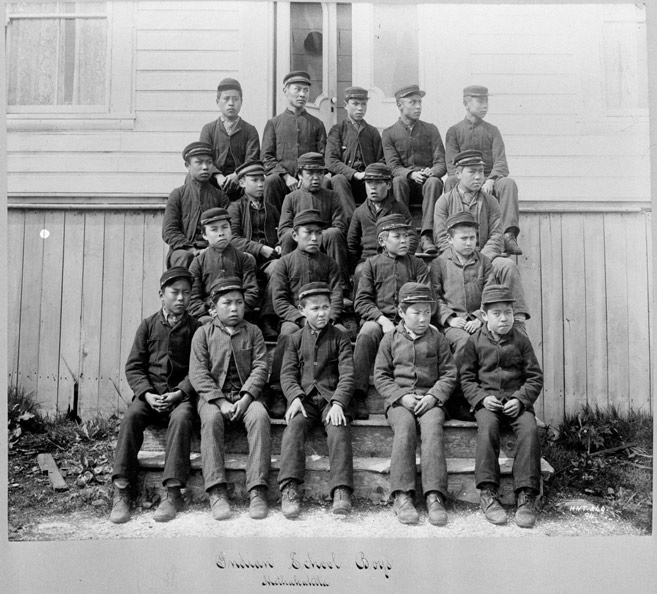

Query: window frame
left=6, top=0, right=135, bottom=130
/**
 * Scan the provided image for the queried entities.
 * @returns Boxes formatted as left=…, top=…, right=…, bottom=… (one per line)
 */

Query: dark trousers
left=474, top=407, right=541, bottom=492
left=112, top=397, right=196, bottom=487
left=264, top=173, right=330, bottom=212
left=278, top=397, right=354, bottom=495
left=393, top=176, right=443, bottom=236
left=444, top=175, right=520, bottom=234
left=353, top=320, right=384, bottom=394
left=198, top=399, right=271, bottom=492
left=168, top=248, right=195, bottom=269
left=269, top=321, right=302, bottom=387
left=329, top=174, right=368, bottom=224
left=491, top=256, right=529, bottom=317
left=443, top=327, right=471, bottom=366
left=387, top=404, right=448, bottom=497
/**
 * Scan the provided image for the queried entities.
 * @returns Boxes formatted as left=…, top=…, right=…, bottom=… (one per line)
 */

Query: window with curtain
left=7, top=1, right=108, bottom=109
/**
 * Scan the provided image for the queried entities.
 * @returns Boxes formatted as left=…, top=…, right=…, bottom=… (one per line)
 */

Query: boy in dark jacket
left=189, top=277, right=271, bottom=520
left=110, top=267, right=200, bottom=524
left=261, top=71, right=327, bottom=211
left=199, top=78, right=260, bottom=200
left=277, top=282, right=355, bottom=518
left=269, top=209, right=344, bottom=417
left=373, top=283, right=457, bottom=526
left=188, top=208, right=258, bottom=322
left=227, top=160, right=281, bottom=339
left=352, top=214, right=430, bottom=419
left=459, top=284, right=544, bottom=528
left=326, top=86, right=384, bottom=222
left=162, top=142, right=230, bottom=268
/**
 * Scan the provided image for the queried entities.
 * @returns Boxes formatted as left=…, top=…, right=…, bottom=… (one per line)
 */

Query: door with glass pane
left=275, top=2, right=352, bottom=127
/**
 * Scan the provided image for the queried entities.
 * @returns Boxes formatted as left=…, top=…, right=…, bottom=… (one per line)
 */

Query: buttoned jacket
left=261, top=109, right=327, bottom=177
left=199, top=117, right=260, bottom=176
left=373, top=323, right=457, bottom=411
left=280, top=322, right=354, bottom=409
left=162, top=178, right=230, bottom=252
left=346, top=196, right=417, bottom=268
left=325, top=119, right=384, bottom=178
left=189, top=318, right=268, bottom=404
left=432, top=248, right=494, bottom=327
left=277, top=187, right=347, bottom=239
left=433, top=187, right=504, bottom=260
left=459, top=326, right=543, bottom=412
left=227, top=196, right=280, bottom=258
left=382, top=119, right=447, bottom=179
left=445, top=118, right=509, bottom=180
left=125, top=310, right=200, bottom=402
left=355, top=251, right=430, bottom=322
left=272, top=249, right=343, bottom=324
left=188, top=244, right=258, bottom=318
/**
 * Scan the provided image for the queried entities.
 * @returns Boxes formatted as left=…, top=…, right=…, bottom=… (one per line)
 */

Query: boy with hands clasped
left=373, top=283, right=457, bottom=526
left=189, top=277, right=271, bottom=520
left=110, top=267, right=200, bottom=524
left=459, top=284, right=543, bottom=528
left=277, top=282, right=355, bottom=519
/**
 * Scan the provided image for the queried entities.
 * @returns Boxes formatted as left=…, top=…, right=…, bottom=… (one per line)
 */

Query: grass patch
left=543, top=405, right=653, bottom=532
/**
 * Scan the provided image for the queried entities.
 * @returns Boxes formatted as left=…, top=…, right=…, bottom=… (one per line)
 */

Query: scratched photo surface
left=3, top=1, right=655, bottom=592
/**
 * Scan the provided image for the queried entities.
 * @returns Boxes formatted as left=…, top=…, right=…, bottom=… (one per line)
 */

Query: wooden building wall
left=6, top=205, right=652, bottom=426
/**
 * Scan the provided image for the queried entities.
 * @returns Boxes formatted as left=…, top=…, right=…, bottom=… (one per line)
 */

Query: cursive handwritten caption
left=216, top=551, right=392, bottom=587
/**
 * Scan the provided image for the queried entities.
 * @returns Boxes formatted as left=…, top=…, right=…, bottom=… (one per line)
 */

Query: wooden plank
left=9, top=153, right=181, bottom=173
left=16, top=211, right=46, bottom=399
left=516, top=213, right=543, bottom=371
left=142, top=211, right=166, bottom=318
left=78, top=212, right=106, bottom=419
left=36, top=211, right=65, bottom=413
left=506, top=134, right=650, bottom=157
left=137, top=29, right=239, bottom=51
left=538, top=213, right=564, bottom=425
left=98, top=212, right=128, bottom=415
left=624, top=212, right=651, bottom=412
left=647, top=212, right=654, bottom=416
left=603, top=213, right=630, bottom=411
left=7, top=210, right=26, bottom=387
left=513, top=156, right=646, bottom=178
left=560, top=213, right=588, bottom=415
left=58, top=212, right=85, bottom=414
left=136, top=51, right=240, bottom=71
left=136, top=10, right=239, bottom=31
left=583, top=215, right=609, bottom=409
left=118, top=212, right=146, bottom=406
left=471, top=54, right=576, bottom=75
left=37, top=453, right=69, bottom=492
left=135, top=91, right=230, bottom=112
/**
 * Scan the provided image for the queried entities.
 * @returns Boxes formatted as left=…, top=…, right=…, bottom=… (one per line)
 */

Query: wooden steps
left=139, top=451, right=554, bottom=506
left=138, top=417, right=553, bottom=506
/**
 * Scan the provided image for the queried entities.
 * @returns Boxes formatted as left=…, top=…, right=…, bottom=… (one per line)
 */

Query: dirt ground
left=9, top=497, right=648, bottom=541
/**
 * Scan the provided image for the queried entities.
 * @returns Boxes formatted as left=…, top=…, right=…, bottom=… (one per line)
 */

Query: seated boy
left=227, top=160, right=281, bottom=340
left=444, top=86, right=522, bottom=255
left=110, top=267, right=200, bottom=524
left=459, top=284, right=544, bottom=528
left=433, top=149, right=529, bottom=332
left=373, top=283, right=457, bottom=526
left=432, top=211, right=494, bottom=364
left=199, top=78, right=260, bottom=200
left=189, top=277, right=271, bottom=520
left=326, top=86, right=384, bottom=222
left=346, top=162, right=417, bottom=288
left=188, top=208, right=258, bottom=322
left=353, top=214, right=430, bottom=419
left=262, top=70, right=327, bottom=211
left=162, top=142, right=230, bottom=268
left=277, top=282, right=355, bottom=518
left=277, top=152, right=349, bottom=286
left=269, top=209, right=344, bottom=417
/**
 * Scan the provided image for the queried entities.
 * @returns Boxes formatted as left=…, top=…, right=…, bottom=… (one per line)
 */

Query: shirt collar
left=161, top=307, right=183, bottom=327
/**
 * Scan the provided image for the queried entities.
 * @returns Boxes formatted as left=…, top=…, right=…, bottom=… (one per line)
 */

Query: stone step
left=141, top=418, right=522, bottom=459
left=138, top=451, right=554, bottom=506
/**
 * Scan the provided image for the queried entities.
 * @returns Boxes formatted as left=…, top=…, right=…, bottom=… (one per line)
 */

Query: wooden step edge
left=138, top=451, right=554, bottom=478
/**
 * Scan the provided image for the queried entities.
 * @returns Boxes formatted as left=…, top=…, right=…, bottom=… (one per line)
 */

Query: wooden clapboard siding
left=6, top=205, right=652, bottom=426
